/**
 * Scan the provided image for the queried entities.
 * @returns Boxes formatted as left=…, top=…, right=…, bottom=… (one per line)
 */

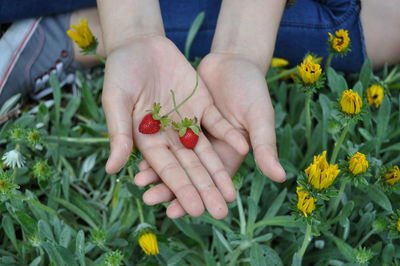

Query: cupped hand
left=135, top=53, right=286, bottom=218
left=102, top=36, right=249, bottom=219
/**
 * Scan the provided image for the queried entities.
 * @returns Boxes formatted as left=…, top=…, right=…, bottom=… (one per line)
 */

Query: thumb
left=102, top=81, right=134, bottom=174
left=246, top=97, right=286, bottom=183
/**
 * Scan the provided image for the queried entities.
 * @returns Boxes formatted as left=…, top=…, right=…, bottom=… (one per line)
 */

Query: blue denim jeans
left=0, top=0, right=366, bottom=73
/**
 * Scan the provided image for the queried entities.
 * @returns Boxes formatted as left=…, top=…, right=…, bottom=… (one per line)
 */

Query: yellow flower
left=383, top=166, right=400, bottom=185
left=348, top=152, right=368, bottom=176
left=397, top=218, right=400, bottom=232
left=305, top=151, right=340, bottom=190
left=328, top=29, right=350, bottom=53
left=340, top=89, right=362, bottom=115
left=67, top=18, right=96, bottom=50
left=296, top=187, right=317, bottom=217
left=138, top=232, right=159, bottom=255
left=297, top=55, right=322, bottom=84
left=366, top=84, right=384, bottom=108
left=271, top=57, right=289, bottom=68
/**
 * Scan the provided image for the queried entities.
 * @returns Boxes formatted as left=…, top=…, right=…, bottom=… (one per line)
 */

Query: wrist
left=97, top=0, right=165, bottom=55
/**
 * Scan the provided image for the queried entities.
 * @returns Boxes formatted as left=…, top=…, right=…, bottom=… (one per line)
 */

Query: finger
left=134, top=168, right=160, bottom=187
left=138, top=160, right=150, bottom=171
left=168, top=133, right=228, bottom=219
left=246, top=98, right=286, bottom=183
left=102, top=83, right=134, bottom=175
left=194, top=134, right=237, bottom=203
left=205, top=133, right=247, bottom=178
left=142, top=146, right=205, bottom=217
left=202, top=105, right=249, bottom=155
left=143, top=184, right=175, bottom=205
left=166, top=200, right=187, bottom=219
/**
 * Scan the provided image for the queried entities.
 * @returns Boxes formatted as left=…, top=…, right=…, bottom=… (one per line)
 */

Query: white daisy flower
left=2, top=150, right=25, bottom=168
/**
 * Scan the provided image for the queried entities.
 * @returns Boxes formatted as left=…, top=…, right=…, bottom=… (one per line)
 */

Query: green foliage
left=0, top=57, right=399, bottom=266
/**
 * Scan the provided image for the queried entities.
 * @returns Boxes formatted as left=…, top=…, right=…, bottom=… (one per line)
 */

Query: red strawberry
left=138, top=103, right=170, bottom=134
left=172, top=117, right=200, bottom=149
left=139, top=113, right=161, bottom=134
left=179, top=128, right=199, bottom=149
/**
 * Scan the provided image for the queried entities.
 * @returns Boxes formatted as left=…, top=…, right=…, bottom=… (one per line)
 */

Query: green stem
left=330, top=178, right=349, bottom=217
left=357, top=230, right=375, bottom=247
left=44, top=136, right=109, bottom=143
left=165, top=73, right=199, bottom=116
left=95, top=53, right=106, bottom=64
left=305, top=92, right=312, bottom=146
left=236, top=191, right=246, bottom=236
left=266, top=67, right=297, bottom=83
left=298, top=223, right=312, bottom=260
left=135, top=198, right=145, bottom=224
left=170, top=90, right=183, bottom=120
left=330, top=121, right=350, bottom=164
left=325, top=53, right=334, bottom=70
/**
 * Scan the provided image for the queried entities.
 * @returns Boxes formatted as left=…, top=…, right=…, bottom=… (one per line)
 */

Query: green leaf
left=319, top=94, right=332, bottom=150
left=50, top=73, right=61, bottom=127
left=42, top=242, right=65, bottom=266
left=376, top=97, right=391, bottom=147
left=250, top=243, right=266, bottom=266
left=29, top=257, right=42, bottom=266
left=38, top=220, right=55, bottom=242
left=252, top=216, right=301, bottom=231
left=78, top=72, right=100, bottom=121
left=2, top=215, right=18, bottom=252
left=173, top=219, right=205, bottom=249
left=184, top=12, right=205, bottom=59
left=0, top=93, right=20, bottom=115
left=325, top=232, right=356, bottom=262
left=353, top=81, right=363, bottom=98
left=382, top=243, right=395, bottom=264
left=381, top=142, right=400, bottom=152
left=167, top=250, right=192, bottom=266
left=264, top=188, right=287, bottom=219
left=327, top=67, right=348, bottom=95
left=62, top=96, right=81, bottom=126
left=14, top=211, right=37, bottom=235
left=279, top=124, right=292, bottom=160
left=59, top=226, right=72, bottom=248
left=212, top=227, right=232, bottom=253
left=365, top=185, right=392, bottom=211
left=75, top=230, right=86, bottom=266
left=51, top=197, right=99, bottom=229
left=179, top=127, right=187, bottom=137
left=359, top=59, right=372, bottom=89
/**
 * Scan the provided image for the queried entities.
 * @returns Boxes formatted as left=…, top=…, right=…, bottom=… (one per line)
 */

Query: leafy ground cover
left=1, top=13, right=400, bottom=266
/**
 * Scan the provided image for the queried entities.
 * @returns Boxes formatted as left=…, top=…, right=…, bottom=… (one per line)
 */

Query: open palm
left=102, top=37, right=248, bottom=219
left=135, top=53, right=286, bottom=218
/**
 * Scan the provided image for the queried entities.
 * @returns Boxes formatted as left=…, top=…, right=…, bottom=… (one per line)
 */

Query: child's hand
left=134, top=53, right=286, bottom=218
left=102, top=36, right=249, bottom=219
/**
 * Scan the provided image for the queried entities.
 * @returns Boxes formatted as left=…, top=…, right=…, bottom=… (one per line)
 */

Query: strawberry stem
left=170, top=90, right=183, bottom=120
left=165, top=73, right=199, bottom=116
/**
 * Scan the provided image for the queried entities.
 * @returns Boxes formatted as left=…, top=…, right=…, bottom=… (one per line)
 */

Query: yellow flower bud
left=305, top=151, right=340, bottom=190
left=366, top=84, right=384, bottom=108
left=271, top=57, right=289, bottom=68
left=328, top=29, right=350, bottom=53
left=296, top=187, right=317, bottom=217
left=383, top=166, right=400, bottom=185
left=348, top=152, right=368, bottom=176
left=297, top=55, right=322, bottom=84
left=138, top=232, right=159, bottom=255
left=67, top=18, right=96, bottom=51
left=340, top=89, right=362, bottom=115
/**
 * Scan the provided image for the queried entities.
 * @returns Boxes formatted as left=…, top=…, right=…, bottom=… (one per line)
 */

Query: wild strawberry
left=179, top=128, right=199, bottom=149
left=139, top=113, right=161, bottom=134
left=173, top=118, right=200, bottom=149
left=138, top=103, right=170, bottom=134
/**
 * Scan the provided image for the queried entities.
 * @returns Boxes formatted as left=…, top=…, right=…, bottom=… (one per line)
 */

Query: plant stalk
left=298, top=223, right=312, bottom=260
left=325, top=53, right=334, bottom=70
left=165, top=73, right=199, bottom=116
left=330, top=121, right=350, bottom=164
left=305, top=92, right=312, bottom=146
left=135, top=198, right=145, bottom=224
left=95, top=53, right=106, bottom=64
left=266, top=68, right=297, bottom=83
